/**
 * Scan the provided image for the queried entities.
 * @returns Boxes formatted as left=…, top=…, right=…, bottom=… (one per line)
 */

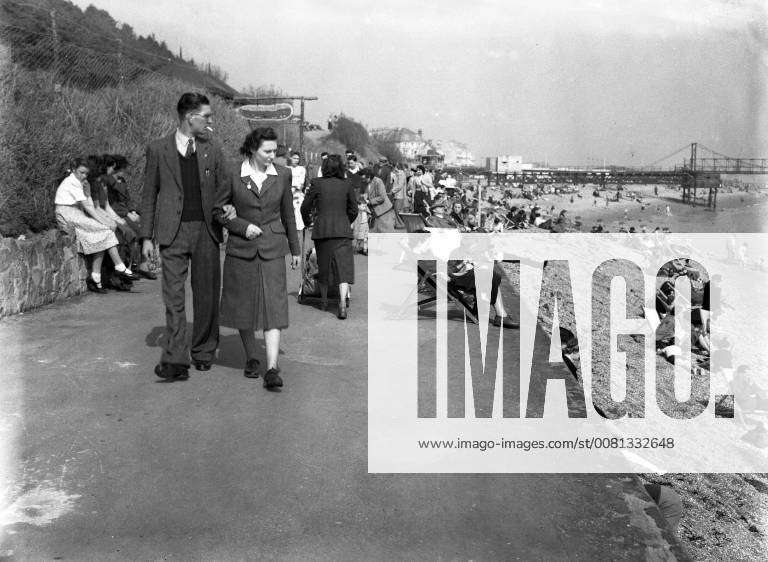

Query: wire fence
left=0, top=0, right=232, bottom=93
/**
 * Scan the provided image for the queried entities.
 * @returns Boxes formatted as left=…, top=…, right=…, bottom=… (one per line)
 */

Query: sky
left=70, top=0, right=768, bottom=166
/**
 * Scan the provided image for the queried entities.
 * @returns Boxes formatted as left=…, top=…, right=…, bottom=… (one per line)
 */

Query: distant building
left=370, top=127, right=430, bottom=161
left=419, top=148, right=445, bottom=169
left=486, top=155, right=534, bottom=173
left=370, top=128, right=474, bottom=167
left=433, top=140, right=475, bottom=167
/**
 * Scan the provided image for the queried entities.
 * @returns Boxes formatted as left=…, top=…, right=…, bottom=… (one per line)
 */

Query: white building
left=432, top=140, right=475, bottom=167
left=370, top=128, right=475, bottom=167
left=486, top=155, right=534, bottom=173
left=370, top=128, right=430, bottom=161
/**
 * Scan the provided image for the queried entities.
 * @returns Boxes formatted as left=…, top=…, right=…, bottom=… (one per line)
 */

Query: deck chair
left=400, top=213, right=429, bottom=233
left=417, top=261, right=478, bottom=324
left=398, top=213, right=478, bottom=322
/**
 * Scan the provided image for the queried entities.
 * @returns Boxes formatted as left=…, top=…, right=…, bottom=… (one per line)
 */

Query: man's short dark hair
left=321, top=154, right=346, bottom=179
left=321, top=152, right=329, bottom=158
left=177, top=92, right=210, bottom=119
left=358, top=168, right=374, bottom=179
left=103, top=154, right=129, bottom=172
left=291, top=151, right=301, bottom=158
left=239, top=127, right=279, bottom=157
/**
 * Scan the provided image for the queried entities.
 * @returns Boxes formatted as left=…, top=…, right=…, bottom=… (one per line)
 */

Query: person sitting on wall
left=101, top=154, right=156, bottom=279
left=54, top=158, right=137, bottom=293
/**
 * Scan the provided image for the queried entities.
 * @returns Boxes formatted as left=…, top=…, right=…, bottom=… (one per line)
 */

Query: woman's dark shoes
left=118, top=270, right=141, bottom=281
left=86, top=277, right=107, bottom=294
left=493, top=315, right=519, bottom=329
left=320, top=299, right=328, bottom=311
left=154, top=363, right=189, bottom=380
left=263, top=368, right=283, bottom=389
left=337, top=303, right=347, bottom=320
left=138, top=268, right=158, bottom=280
left=244, top=358, right=261, bottom=378
left=194, top=361, right=212, bottom=371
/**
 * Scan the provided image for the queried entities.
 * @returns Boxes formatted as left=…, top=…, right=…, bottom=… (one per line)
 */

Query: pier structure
left=447, top=143, right=768, bottom=209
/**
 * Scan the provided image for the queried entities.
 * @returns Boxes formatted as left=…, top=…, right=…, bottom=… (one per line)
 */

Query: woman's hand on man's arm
left=245, top=224, right=263, bottom=240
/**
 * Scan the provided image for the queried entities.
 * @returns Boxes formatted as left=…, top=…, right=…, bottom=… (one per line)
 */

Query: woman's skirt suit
left=213, top=162, right=300, bottom=331
left=300, top=176, right=358, bottom=286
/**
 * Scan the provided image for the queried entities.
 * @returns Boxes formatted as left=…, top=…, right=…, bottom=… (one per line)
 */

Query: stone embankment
left=0, top=229, right=87, bottom=317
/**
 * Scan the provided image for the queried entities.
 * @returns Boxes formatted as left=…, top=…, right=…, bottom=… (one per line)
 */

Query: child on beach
left=353, top=192, right=370, bottom=255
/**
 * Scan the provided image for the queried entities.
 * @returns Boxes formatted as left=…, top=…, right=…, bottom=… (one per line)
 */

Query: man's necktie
left=185, top=138, right=194, bottom=158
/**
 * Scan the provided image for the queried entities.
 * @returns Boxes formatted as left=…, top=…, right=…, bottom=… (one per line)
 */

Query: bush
left=328, top=114, right=370, bottom=154
left=0, top=65, right=251, bottom=237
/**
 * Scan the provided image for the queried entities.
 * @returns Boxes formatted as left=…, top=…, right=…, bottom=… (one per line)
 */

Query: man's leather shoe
left=138, top=269, right=158, bottom=280
left=194, top=361, right=212, bottom=371
left=154, top=363, right=189, bottom=380
left=244, top=358, right=260, bottom=378
left=263, top=368, right=283, bottom=389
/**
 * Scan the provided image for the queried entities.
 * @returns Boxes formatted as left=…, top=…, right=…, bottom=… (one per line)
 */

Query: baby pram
left=296, top=229, right=343, bottom=304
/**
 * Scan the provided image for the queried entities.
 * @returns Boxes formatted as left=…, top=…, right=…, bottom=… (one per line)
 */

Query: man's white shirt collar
left=175, top=129, right=195, bottom=156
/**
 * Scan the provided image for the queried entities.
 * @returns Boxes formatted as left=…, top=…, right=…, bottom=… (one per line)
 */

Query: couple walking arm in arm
left=140, top=92, right=299, bottom=388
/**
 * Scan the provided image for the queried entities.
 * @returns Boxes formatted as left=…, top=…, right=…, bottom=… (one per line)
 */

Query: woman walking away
left=213, top=128, right=301, bottom=390
left=301, top=154, right=358, bottom=319
left=361, top=168, right=395, bottom=232
left=54, top=158, right=136, bottom=293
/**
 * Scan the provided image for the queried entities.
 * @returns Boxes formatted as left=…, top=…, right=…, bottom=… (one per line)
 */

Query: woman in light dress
left=54, top=158, right=135, bottom=293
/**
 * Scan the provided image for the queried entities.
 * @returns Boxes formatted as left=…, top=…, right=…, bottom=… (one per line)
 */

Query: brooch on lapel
left=241, top=176, right=252, bottom=190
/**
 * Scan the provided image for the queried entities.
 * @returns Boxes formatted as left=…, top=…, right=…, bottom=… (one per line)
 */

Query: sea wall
left=0, top=229, right=87, bottom=317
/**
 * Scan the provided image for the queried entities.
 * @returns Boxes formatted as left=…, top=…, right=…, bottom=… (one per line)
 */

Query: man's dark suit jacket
left=139, top=133, right=227, bottom=246
left=300, top=177, right=358, bottom=240
left=213, top=163, right=300, bottom=260
left=103, top=175, right=133, bottom=218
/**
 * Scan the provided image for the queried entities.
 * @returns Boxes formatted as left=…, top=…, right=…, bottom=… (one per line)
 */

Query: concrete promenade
left=0, top=253, right=687, bottom=560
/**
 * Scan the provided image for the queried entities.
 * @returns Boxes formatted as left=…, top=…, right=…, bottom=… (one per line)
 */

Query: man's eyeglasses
left=191, top=113, right=213, bottom=120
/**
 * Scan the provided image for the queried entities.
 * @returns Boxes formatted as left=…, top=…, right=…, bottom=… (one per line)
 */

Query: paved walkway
left=0, top=254, right=687, bottom=560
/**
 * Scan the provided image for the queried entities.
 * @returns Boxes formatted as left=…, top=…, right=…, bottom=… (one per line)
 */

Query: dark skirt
left=315, top=237, right=354, bottom=285
left=220, top=253, right=288, bottom=330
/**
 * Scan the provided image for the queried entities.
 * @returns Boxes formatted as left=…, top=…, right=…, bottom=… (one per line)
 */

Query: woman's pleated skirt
left=220, top=253, right=289, bottom=331
left=314, top=237, right=354, bottom=285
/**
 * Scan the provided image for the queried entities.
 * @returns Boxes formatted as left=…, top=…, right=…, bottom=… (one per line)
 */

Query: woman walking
left=213, top=128, right=301, bottom=389
left=300, top=154, right=358, bottom=319
left=54, top=158, right=136, bottom=293
left=360, top=168, right=395, bottom=232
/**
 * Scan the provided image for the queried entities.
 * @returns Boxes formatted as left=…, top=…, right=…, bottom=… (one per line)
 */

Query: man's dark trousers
left=160, top=221, right=220, bottom=366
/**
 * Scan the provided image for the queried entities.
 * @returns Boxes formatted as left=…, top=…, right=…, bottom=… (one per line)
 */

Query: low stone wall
left=0, top=229, right=88, bottom=317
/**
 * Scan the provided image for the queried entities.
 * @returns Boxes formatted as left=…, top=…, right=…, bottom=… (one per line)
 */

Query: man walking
left=140, top=92, right=232, bottom=381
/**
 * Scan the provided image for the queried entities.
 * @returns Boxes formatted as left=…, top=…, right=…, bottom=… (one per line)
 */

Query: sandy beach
left=495, top=184, right=768, bottom=233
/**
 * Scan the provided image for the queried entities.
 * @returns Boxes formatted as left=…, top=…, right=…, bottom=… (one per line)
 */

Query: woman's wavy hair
left=320, top=154, right=346, bottom=179
left=239, top=127, right=278, bottom=157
